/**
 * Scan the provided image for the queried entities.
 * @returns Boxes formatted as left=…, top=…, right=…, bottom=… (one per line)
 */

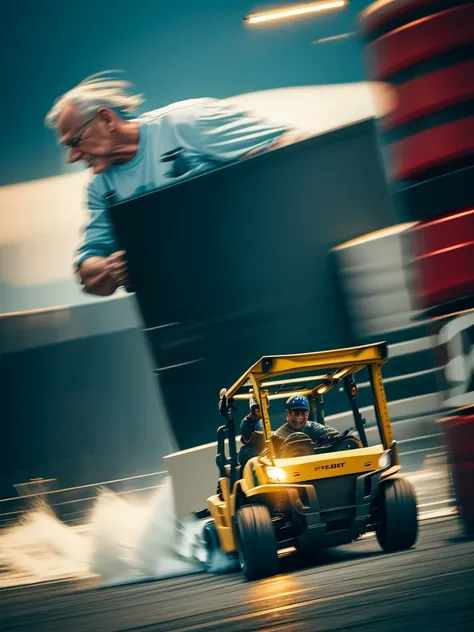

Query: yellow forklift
left=204, top=342, right=418, bottom=580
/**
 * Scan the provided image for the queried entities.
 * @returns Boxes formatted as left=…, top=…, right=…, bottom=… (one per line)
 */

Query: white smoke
left=0, top=478, right=202, bottom=588
left=0, top=503, right=91, bottom=586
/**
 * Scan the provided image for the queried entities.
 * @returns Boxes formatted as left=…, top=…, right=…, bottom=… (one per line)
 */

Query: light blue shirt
left=75, top=98, right=289, bottom=266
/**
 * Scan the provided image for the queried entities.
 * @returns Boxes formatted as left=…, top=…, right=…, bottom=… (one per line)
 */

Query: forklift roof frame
left=220, top=342, right=393, bottom=460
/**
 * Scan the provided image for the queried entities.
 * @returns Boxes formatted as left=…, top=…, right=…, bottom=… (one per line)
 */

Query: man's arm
left=240, top=414, right=260, bottom=443
left=242, top=129, right=311, bottom=159
left=308, top=421, right=342, bottom=444
left=75, top=185, right=127, bottom=296
left=172, top=99, right=297, bottom=164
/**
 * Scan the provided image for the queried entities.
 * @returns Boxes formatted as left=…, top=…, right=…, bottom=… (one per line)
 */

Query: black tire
left=203, top=521, right=219, bottom=572
left=235, top=504, right=278, bottom=580
left=376, top=477, right=418, bottom=552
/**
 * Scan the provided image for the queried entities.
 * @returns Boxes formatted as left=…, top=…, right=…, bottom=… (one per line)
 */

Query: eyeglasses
left=63, top=113, right=97, bottom=149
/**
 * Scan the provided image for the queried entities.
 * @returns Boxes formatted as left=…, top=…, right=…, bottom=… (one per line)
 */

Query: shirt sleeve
left=170, top=99, right=290, bottom=162
left=240, top=414, right=260, bottom=443
left=74, top=182, right=119, bottom=268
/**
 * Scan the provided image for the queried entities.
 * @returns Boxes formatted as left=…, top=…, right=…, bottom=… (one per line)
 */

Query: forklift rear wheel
left=203, top=521, right=220, bottom=572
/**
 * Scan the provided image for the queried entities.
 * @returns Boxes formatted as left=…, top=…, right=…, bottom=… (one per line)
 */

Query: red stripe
left=389, top=116, right=474, bottom=181
left=381, top=60, right=474, bottom=131
left=411, top=209, right=474, bottom=255
left=360, top=0, right=440, bottom=35
left=414, top=243, right=474, bottom=308
left=367, top=5, right=474, bottom=80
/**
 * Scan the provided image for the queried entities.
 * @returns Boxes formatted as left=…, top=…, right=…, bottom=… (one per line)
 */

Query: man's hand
left=104, top=250, right=129, bottom=288
left=78, top=251, right=129, bottom=296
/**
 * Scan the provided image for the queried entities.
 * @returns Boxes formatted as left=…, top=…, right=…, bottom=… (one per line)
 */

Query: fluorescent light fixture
left=245, top=1, right=347, bottom=25
left=311, top=31, right=355, bottom=44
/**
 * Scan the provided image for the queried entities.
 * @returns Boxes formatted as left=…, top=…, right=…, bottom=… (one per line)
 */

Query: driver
left=275, top=395, right=342, bottom=445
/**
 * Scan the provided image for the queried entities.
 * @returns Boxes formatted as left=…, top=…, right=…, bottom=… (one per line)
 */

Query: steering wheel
left=279, top=432, right=315, bottom=458
left=318, top=430, right=362, bottom=452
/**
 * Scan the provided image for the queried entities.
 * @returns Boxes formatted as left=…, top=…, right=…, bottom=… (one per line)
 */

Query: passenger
left=238, top=396, right=265, bottom=469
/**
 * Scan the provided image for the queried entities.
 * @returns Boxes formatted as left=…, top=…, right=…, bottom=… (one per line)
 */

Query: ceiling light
left=245, top=1, right=347, bottom=25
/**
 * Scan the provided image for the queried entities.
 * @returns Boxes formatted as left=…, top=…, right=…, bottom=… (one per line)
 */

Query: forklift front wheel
left=235, top=504, right=278, bottom=580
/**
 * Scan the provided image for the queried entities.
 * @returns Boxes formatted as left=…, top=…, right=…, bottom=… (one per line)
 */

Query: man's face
left=57, top=103, right=117, bottom=175
left=287, top=409, right=309, bottom=431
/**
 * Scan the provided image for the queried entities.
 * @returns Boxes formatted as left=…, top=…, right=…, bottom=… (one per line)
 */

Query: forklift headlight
left=265, top=466, right=287, bottom=482
left=378, top=451, right=391, bottom=469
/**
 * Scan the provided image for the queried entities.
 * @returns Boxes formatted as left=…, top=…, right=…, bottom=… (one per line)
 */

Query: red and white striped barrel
left=360, top=0, right=474, bottom=314
left=360, top=0, right=474, bottom=190
left=408, top=209, right=474, bottom=312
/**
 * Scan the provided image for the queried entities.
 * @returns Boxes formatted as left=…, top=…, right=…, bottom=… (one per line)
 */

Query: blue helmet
left=285, top=395, right=310, bottom=411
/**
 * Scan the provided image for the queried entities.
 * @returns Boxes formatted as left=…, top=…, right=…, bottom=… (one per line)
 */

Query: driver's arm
left=308, top=422, right=342, bottom=444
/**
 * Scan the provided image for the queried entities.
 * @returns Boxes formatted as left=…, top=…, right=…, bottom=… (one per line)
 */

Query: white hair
left=45, top=70, right=145, bottom=128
